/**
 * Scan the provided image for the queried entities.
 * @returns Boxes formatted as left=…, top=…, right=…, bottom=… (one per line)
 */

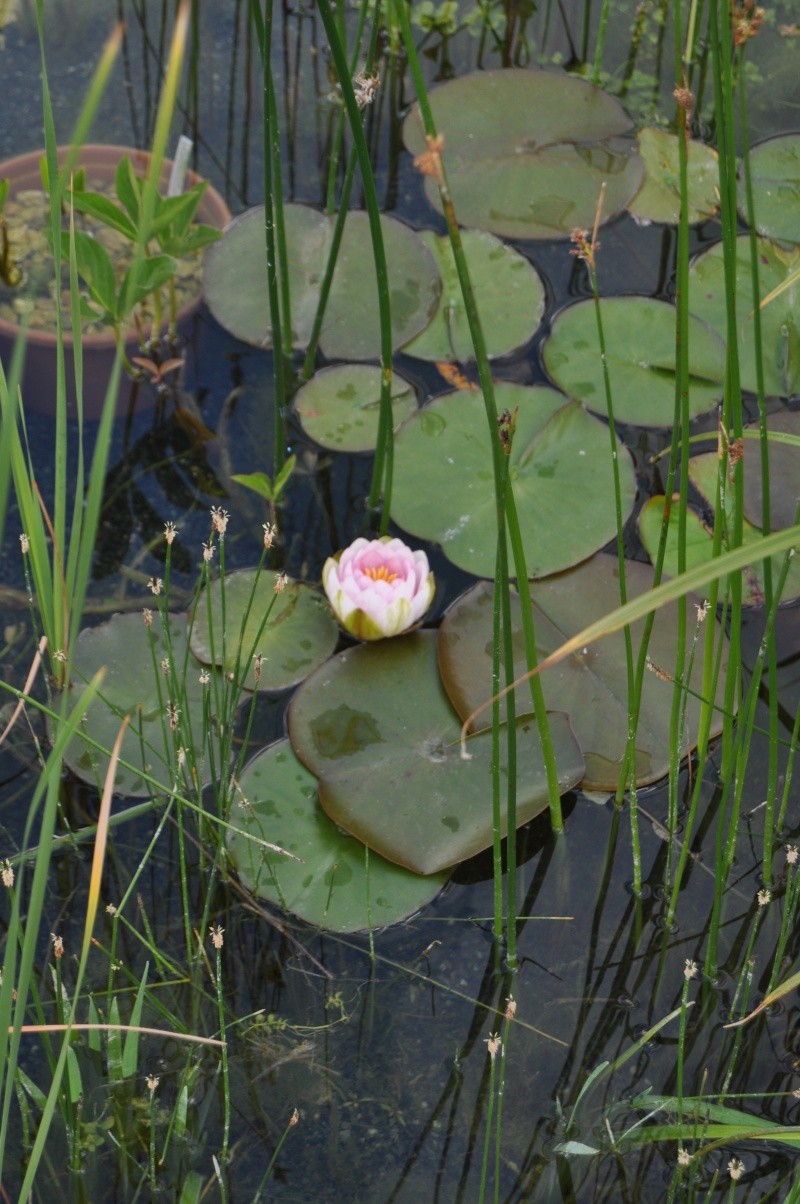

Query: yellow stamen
left=364, top=565, right=398, bottom=583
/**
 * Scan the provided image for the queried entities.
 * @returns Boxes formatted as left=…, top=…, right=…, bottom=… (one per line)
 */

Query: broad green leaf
left=229, top=739, right=449, bottom=931
left=63, top=612, right=223, bottom=797
left=118, top=253, right=178, bottom=318
left=63, top=229, right=117, bottom=318
left=403, top=69, right=642, bottom=239
left=402, top=229, right=545, bottom=362
left=542, top=297, right=725, bottom=426
left=741, top=409, right=800, bottom=530
left=69, top=189, right=138, bottom=240
left=115, top=155, right=141, bottom=225
left=639, top=454, right=800, bottom=605
left=628, top=128, right=718, bottom=225
left=292, top=365, right=417, bottom=452
left=438, top=554, right=728, bottom=791
left=190, top=569, right=338, bottom=693
left=203, top=203, right=440, bottom=358
left=288, top=632, right=584, bottom=874
left=739, top=133, right=800, bottom=244
left=392, top=384, right=635, bottom=579
left=688, top=235, right=800, bottom=397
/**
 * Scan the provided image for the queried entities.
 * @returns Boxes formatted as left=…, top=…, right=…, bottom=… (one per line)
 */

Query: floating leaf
left=639, top=454, right=800, bottom=606
left=628, top=128, right=718, bottom=226
left=190, top=570, right=339, bottom=692
left=203, top=204, right=327, bottom=348
left=63, top=613, right=220, bottom=797
left=438, top=554, right=728, bottom=791
left=739, top=134, right=800, bottom=244
left=403, top=69, right=642, bottom=239
left=391, top=383, right=636, bottom=579
left=688, top=235, right=800, bottom=397
left=203, top=203, right=440, bottom=359
left=287, top=632, right=583, bottom=874
left=403, top=229, right=545, bottom=361
left=688, top=451, right=800, bottom=604
left=741, top=409, right=800, bottom=531
left=542, top=297, right=725, bottom=426
left=228, top=739, right=449, bottom=932
left=292, top=365, right=417, bottom=452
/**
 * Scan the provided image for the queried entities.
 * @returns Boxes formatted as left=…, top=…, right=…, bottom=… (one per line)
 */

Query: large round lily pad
left=741, top=409, right=800, bottom=531
left=639, top=452, right=800, bottom=606
left=437, top=554, right=728, bottom=791
left=628, top=128, right=718, bottom=226
left=402, top=229, right=545, bottom=362
left=292, top=365, right=417, bottom=452
left=542, top=297, right=725, bottom=426
left=63, top=613, right=222, bottom=797
left=739, top=134, right=800, bottom=244
left=391, top=383, right=636, bottom=579
left=287, top=631, right=584, bottom=874
left=403, top=69, right=642, bottom=240
left=688, top=235, right=800, bottom=397
left=190, top=569, right=339, bottom=692
left=203, top=203, right=441, bottom=359
left=228, top=739, right=449, bottom=932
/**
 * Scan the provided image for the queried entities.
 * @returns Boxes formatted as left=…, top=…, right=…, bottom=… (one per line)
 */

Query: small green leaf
left=115, top=155, right=141, bottom=224
left=273, top=453, right=296, bottom=499
left=107, top=997, right=123, bottom=1082
left=118, top=254, right=178, bottom=319
left=63, top=229, right=117, bottom=318
left=122, top=963, right=149, bottom=1079
left=69, top=190, right=138, bottom=241
left=230, top=472, right=274, bottom=501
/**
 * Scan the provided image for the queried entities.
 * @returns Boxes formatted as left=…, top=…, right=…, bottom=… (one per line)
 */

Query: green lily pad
left=402, top=69, right=642, bottom=239
left=63, top=613, right=221, bottom=797
left=437, top=554, right=728, bottom=791
left=391, top=383, right=635, bottom=579
left=639, top=455, right=800, bottom=606
left=542, top=297, right=725, bottom=426
left=228, top=739, right=449, bottom=932
left=292, top=365, right=417, bottom=453
left=203, top=204, right=327, bottom=348
left=739, top=134, right=800, bottom=244
left=287, top=632, right=584, bottom=874
left=741, top=409, right=800, bottom=531
left=402, top=229, right=545, bottom=361
left=203, top=203, right=441, bottom=359
left=628, top=128, right=719, bottom=226
left=190, top=570, right=339, bottom=692
left=688, top=235, right=800, bottom=397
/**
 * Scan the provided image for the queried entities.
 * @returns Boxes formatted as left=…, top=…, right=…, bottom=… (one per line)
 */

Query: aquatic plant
left=322, top=535, right=435, bottom=640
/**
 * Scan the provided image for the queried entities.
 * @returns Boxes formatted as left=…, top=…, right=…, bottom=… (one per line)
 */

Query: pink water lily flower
left=322, top=536, right=435, bottom=640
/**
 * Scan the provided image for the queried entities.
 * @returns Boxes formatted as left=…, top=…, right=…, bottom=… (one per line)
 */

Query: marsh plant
left=0, top=0, right=800, bottom=1199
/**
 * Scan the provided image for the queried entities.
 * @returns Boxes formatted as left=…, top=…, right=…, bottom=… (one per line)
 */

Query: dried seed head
left=684, top=959, right=698, bottom=980
left=504, top=996, right=517, bottom=1021
left=106, top=903, right=117, bottom=916
left=146, top=1073, right=160, bottom=1094
left=485, top=1032, right=501, bottom=1061
left=757, top=888, right=771, bottom=907
left=677, top=1148, right=692, bottom=1167
left=1, top=861, right=14, bottom=889
left=209, top=924, right=224, bottom=950
left=142, top=608, right=153, bottom=629
left=166, top=701, right=180, bottom=732
left=290, top=1107, right=300, bottom=1127
left=353, top=71, right=380, bottom=109
left=414, top=134, right=445, bottom=183
left=263, top=522, right=277, bottom=550
left=253, top=652, right=264, bottom=684
left=728, top=1157, right=745, bottom=1181
left=787, top=845, right=799, bottom=866
left=199, top=670, right=211, bottom=686
left=274, top=571, right=289, bottom=595
left=203, top=540, right=216, bottom=564
left=210, top=506, right=229, bottom=536
left=148, top=577, right=163, bottom=596
left=164, top=521, right=177, bottom=545
left=161, top=657, right=170, bottom=676
left=51, top=933, right=64, bottom=959
left=19, top=533, right=29, bottom=555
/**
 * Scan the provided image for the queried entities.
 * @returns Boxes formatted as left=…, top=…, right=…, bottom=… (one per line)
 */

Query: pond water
left=0, top=1, right=799, bottom=1200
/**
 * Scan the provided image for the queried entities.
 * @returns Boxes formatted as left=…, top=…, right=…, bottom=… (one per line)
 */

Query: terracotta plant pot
left=0, top=144, right=231, bottom=420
